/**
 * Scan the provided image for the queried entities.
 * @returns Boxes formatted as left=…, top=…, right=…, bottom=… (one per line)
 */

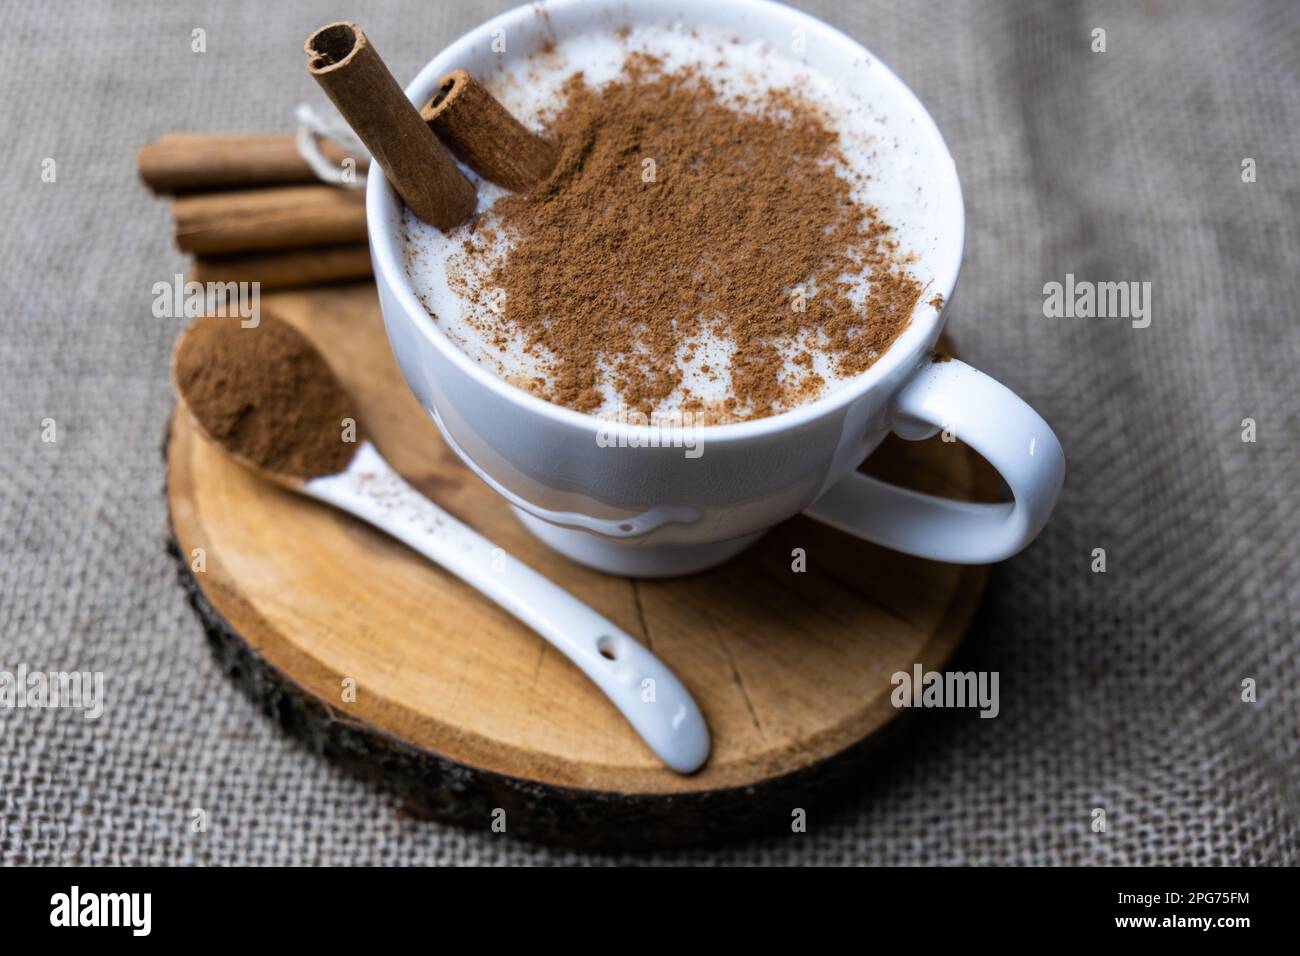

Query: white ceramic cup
left=367, top=0, right=1065, bottom=577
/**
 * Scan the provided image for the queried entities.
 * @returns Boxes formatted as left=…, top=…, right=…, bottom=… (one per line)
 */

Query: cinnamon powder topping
left=454, top=54, right=923, bottom=423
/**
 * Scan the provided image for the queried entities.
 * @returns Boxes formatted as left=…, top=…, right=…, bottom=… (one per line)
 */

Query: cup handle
left=804, top=358, right=1065, bottom=564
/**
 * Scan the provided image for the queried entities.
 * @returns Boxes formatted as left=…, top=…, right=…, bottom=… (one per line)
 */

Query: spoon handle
left=303, top=442, right=710, bottom=774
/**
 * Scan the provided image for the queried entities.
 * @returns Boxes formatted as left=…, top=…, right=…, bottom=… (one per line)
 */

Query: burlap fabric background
left=2, top=0, right=1296, bottom=865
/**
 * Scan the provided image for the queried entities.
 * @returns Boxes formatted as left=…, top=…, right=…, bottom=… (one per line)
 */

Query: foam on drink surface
left=402, top=22, right=931, bottom=425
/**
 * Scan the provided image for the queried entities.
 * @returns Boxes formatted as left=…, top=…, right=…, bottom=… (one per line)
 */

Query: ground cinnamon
left=173, top=314, right=360, bottom=479
left=451, top=54, right=923, bottom=423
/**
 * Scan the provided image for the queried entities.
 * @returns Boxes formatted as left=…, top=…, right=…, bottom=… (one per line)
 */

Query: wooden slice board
left=166, top=284, right=1001, bottom=848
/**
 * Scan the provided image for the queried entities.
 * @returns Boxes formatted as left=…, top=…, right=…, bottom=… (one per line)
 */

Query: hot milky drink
left=402, top=23, right=934, bottom=426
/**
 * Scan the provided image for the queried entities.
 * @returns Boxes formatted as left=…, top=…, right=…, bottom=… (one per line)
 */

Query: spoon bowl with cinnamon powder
left=172, top=312, right=362, bottom=487
left=171, top=314, right=710, bottom=773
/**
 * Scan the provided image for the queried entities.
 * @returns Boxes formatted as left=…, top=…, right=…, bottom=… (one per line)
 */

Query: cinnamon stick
left=138, top=133, right=367, bottom=194
left=173, top=185, right=366, bottom=254
left=305, top=21, right=475, bottom=230
left=190, top=245, right=372, bottom=289
left=421, top=70, right=558, bottom=191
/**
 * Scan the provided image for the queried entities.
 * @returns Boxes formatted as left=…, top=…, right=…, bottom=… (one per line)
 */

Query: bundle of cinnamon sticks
left=140, top=20, right=557, bottom=292
left=138, top=132, right=374, bottom=289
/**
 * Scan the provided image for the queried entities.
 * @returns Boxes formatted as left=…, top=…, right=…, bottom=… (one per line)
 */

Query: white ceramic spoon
left=302, top=441, right=710, bottom=773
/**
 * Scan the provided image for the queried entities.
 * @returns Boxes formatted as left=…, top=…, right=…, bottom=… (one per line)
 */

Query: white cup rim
left=366, top=0, right=965, bottom=446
